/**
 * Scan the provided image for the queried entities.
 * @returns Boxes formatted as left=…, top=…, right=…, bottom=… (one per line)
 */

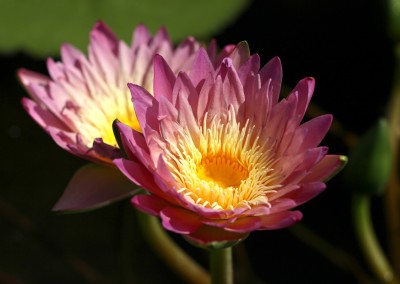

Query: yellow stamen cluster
left=164, top=108, right=281, bottom=211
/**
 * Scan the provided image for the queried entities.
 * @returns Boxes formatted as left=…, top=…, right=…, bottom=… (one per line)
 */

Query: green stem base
left=210, top=247, right=233, bottom=284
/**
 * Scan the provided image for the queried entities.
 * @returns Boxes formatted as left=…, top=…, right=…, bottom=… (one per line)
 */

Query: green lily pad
left=0, top=0, right=248, bottom=57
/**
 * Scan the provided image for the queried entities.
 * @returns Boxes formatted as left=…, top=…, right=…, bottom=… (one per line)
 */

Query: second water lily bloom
left=115, top=43, right=345, bottom=245
left=18, top=21, right=234, bottom=211
left=18, top=21, right=231, bottom=165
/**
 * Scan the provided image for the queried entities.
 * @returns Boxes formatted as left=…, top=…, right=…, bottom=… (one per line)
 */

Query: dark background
left=0, top=0, right=394, bottom=283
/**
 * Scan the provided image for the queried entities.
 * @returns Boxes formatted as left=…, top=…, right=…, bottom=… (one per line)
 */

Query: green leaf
left=0, top=0, right=248, bottom=57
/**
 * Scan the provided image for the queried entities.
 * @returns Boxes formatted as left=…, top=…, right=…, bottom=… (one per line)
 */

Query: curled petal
left=132, top=194, right=170, bottom=216
left=160, top=207, right=203, bottom=234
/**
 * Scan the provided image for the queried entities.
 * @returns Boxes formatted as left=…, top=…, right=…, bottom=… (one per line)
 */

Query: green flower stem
left=385, top=43, right=400, bottom=274
left=352, top=193, right=396, bottom=282
left=136, top=211, right=210, bottom=284
left=209, top=247, right=233, bottom=284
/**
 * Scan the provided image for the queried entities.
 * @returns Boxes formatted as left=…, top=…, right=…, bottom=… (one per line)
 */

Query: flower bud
left=343, top=119, right=392, bottom=195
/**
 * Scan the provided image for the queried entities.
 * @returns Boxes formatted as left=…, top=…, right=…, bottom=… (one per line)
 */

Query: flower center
left=72, top=86, right=142, bottom=147
left=196, top=156, right=248, bottom=188
left=164, top=108, right=281, bottom=211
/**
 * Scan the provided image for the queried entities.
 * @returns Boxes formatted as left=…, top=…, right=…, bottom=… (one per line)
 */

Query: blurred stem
left=209, top=247, right=233, bottom=284
left=288, top=224, right=370, bottom=283
left=136, top=211, right=210, bottom=284
left=352, top=193, right=397, bottom=283
left=385, top=43, right=400, bottom=274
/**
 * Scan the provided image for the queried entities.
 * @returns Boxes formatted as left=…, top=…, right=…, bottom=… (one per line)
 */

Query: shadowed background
left=0, top=0, right=393, bottom=283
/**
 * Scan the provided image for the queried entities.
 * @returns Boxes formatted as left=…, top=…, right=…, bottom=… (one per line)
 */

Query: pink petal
left=262, top=94, right=296, bottom=145
left=212, top=44, right=236, bottom=67
left=269, top=198, right=298, bottom=213
left=259, top=56, right=282, bottom=105
left=128, top=83, right=159, bottom=133
left=131, top=24, right=151, bottom=51
left=149, top=27, right=172, bottom=51
left=177, top=91, right=200, bottom=141
left=237, top=53, right=260, bottom=85
left=222, top=60, right=245, bottom=113
left=206, top=76, right=227, bottom=120
left=89, top=27, right=118, bottom=85
left=53, top=164, right=138, bottom=212
left=115, top=121, right=152, bottom=167
left=170, top=37, right=199, bottom=72
left=284, top=182, right=326, bottom=207
left=302, top=155, right=347, bottom=183
left=113, top=158, right=160, bottom=193
left=228, top=41, right=250, bottom=71
left=277, top=147, right=328, bottom=186
left=158, top=95, right=178, bottom=121
left=46, top=126, right=80, bottom=152
left=92, top=138, right=123, bottom=160
left=132, top=194, right=170, bottom=216
left=189, top=48, right=214, bottom=87
left=18, top=68, right=50, bottom=86
left=60, top=44, right=84, bottom=68
left=289, top=77, right=315, bottom=124
left=224, top=216, right=263, bottom=233
left=259, top=211, right=302, bottom=230
left=160, top=207, right=203, bottom=234
left=280, top=114, right=333, bottom=156
left=21, top=98, right=68, bottom=130
left=91, top=21, right=118, bottom=55
left=185, top=225, right=248, bottom=245
left=172, top=72, right=198, bottom=113
left=153, top=54, right=176, bottom=102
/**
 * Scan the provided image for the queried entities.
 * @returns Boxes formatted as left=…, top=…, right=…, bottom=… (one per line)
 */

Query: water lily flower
left=114, top=43, right=345, bottom=245
left=18, top=21, right=232, bottom=164
left=18, top=21, right=233, bottom=211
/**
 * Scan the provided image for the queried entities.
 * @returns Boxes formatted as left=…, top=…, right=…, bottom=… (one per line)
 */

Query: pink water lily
left=18, top=21, right=234, bottom=211
left=114, top=43, right=346, bottom=245
left=19, top=21, right=232, bottom=164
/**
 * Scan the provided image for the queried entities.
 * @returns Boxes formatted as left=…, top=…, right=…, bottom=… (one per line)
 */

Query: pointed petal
left=259, top=211, right=302, bottom=230
left=128, top=83, right=159, bottom=133
left=259, top=56, right=282, bottom=105
left=282, top=114, right=333, bottom=155
left=18, top=68, right=50, bottom=86
left=223, top=61, right=245, bottom=112
left=172, top=72, right=198, bottom=115
left=115, top=121, right=153, bottom=167
left=113, top=158, right=159, bottom=193
left=131, top=24, right=151, bottom=50
left=189, top=48, right=214, bottom=87
left=229, top=41, right=250, bottom=70
left=21, top=97, right=68, bottom=130
left=302, top=155, right=347, bottom=183
left=289, top=77, right=315, bottom=123
left=153, top=54, right=176, bottom=101
left=237, top=53, right=260, bottom=85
